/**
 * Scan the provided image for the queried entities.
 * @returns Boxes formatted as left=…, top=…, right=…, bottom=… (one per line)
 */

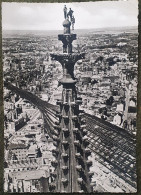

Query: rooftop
left=8, top=143, right=27, bottom=150
left=9, top=169, right=49, bottom=180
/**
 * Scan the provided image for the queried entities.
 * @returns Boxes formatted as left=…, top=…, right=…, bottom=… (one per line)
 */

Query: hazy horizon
left=2, top=26, right=138, bottom=38
left=2, top=1, right=138, bottom=31
left=2, top=25, right=138, bottom=31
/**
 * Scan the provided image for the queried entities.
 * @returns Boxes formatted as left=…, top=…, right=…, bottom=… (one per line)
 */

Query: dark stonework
left=58, top=34, right=76, bottom=53
left=50, top=53, right=85, bottom=83
left=63, top=18, right=71, bottom=34
left=49, top=7, right=93, bottom=193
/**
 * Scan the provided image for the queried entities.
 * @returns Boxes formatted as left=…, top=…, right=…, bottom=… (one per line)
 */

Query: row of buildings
left=3, top=28, right=138, bottom=192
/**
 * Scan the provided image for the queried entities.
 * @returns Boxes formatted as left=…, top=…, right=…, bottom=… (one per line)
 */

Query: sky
left=2, top=0, right=138, bottom=30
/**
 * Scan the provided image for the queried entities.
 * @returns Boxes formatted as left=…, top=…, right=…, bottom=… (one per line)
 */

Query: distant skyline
left=2, top=0, right=138, bottom=31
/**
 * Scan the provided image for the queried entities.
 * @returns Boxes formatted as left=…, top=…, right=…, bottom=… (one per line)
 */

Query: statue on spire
left=63, top=5, right=75, bottom=30
left=71, top=15, right=75, bottom=30
left=67, top=8, right=74, bottom=21
left=63, top=5, right=67, bottom=19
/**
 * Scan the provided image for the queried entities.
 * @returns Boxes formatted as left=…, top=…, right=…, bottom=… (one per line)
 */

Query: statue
left=67, top=8, right=74, bottom=21
left=63, top=5, right=67, bottom=19
left=63, top=6, right=75, bottom=30
left=71, top=15, right=75, bottom=30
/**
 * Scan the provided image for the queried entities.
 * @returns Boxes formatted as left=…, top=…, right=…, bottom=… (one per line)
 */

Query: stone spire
left=49, top=6, right=93, bottom=193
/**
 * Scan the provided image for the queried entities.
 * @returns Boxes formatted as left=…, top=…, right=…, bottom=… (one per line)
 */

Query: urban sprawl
left=3, top=28, right=137, bottom=192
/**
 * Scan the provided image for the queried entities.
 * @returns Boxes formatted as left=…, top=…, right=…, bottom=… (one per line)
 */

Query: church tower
left=49, top=7, right=93, bottom=193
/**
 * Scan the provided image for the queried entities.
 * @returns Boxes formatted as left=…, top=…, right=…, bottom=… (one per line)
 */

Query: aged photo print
left=2, top=0, right=138, bottom=193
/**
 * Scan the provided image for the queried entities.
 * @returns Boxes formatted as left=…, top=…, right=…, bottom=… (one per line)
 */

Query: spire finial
left=63, top=5, right=75, bottom=31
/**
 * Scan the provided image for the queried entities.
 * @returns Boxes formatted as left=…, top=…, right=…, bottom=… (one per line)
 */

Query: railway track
left=85, top=115, right=135, bottom=156
left=88, top=141, right=136, bottom=188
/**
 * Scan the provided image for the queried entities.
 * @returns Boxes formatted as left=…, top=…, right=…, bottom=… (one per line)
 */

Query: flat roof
left=9, top=169, right=49, bottom=180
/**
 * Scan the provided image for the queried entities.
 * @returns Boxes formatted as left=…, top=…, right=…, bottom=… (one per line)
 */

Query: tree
left=106, top=96, right=114, bottom=106
left=99, top=107, right=107, bottom=115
